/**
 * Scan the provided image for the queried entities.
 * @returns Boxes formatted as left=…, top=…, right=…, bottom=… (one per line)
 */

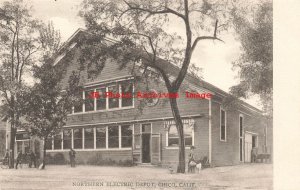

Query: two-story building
left=5, top=29, right=272, bottom=168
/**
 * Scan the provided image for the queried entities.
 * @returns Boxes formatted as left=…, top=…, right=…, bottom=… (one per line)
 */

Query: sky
left=1, top=0, right=262, bottom=108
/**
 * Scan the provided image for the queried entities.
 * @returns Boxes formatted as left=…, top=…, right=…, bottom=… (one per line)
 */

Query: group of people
left=3, top=149, right=37, bottom=169
left=3, top=148, right=77, bottom=169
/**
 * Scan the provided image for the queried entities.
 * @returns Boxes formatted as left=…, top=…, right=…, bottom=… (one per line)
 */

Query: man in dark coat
left=15, top=151, right=22, bottom=169
left=69, top=148, right=76, bottom=167
left=29, top=150, right=36, bottom=168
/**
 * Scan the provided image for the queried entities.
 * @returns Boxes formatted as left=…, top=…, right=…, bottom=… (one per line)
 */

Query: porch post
left=209, top=99, right=212, bottom=164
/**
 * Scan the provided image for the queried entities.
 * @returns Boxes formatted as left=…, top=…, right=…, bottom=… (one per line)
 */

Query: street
left=0, top=163, right=272, bottom=190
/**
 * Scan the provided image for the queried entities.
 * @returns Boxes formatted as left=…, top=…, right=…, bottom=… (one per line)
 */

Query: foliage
left=0, top=0, right=41, bottom=168
left=230, top=1, right=272, bottom=115
left=78, top=0, right=229, bottom=173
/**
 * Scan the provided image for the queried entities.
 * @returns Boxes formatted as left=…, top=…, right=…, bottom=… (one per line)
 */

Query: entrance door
left=151, top=133, right=161, bottom=164
left=245, top=133, right=253, bottom=162
left=142, top=133, right=151, bottom=163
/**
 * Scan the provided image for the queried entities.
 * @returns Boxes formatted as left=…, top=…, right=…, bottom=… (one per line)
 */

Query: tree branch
left=191, top=20, right=224, bottom=55
left=172, top=0, right=191, bottom=91
left=122, top=0, right=186, bottom=20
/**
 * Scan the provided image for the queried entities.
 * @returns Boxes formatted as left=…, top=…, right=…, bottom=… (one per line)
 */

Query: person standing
left=2, top=149, right=9, bottom=166
left=69, top=148, right=76, bottom=167
left=29, top=150, right=36, bottom=168
left=15, top=151, right=22, bottom=169
left=3, top=149, right=9, bottom=161
left=188, top=146, right=196, bottom=173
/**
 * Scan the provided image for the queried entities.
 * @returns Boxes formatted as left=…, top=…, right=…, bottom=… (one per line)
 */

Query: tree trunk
left=41, top=138, right=47, bottom=169
left=9, top=125, right=15, bottom=169
left=169, top=96, right=185, bottom=173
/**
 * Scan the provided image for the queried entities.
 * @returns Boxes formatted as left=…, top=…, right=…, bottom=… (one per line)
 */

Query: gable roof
left=53, top=28, right=262, bottom=114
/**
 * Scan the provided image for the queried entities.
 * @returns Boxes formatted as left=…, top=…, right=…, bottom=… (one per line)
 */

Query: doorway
left=141, top=123, right=151, bottom=163
left=245, top=132, right=258, bottom=163
left=245, top=133, right=252, bottom=162
left=142, top=133, right=151, bottom=163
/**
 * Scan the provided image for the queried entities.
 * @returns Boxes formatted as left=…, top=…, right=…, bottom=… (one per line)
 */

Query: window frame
left=83, top=127, right=95, bottom=149
left=239, top=114, right=244, bottom=162
left=70, top=79, right=134, bottom=115
left=166, top=123, right=194, bottom=148
left=47, top=124, right=133, bottom=152
left=63, top=129, right=72, bottom=150
left=220, top=108, right=227, bottom=142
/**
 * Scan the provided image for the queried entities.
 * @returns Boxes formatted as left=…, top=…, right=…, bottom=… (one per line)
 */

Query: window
left=71, top=80, right=134, bottom=114
left=16, top=133, right=30, bottom=141
left=85, top=90, right=95, bottom=112
left=96, top=88, right=106, bottom=110
left=96, top=127, right=106, bottom=148
left=54, top=134, right=62, bottom=150
left=239, top=115, right=244, bottom=162
left=121, top=125, right=132, bottom=148
left=121, top=82, right=133, bottom=107
left=84, top=128, right=94, bottom=149
left=184, top=126, right=193, bottom=146
left=240, top=116, right=243, bottom=137
left=168, top=125, right=178, bottom=146
left=167, top=124, right=193, bottom=147
left=63, top=129, right=72, bottom=149
left=45, top=138, right=53, bottom=150
left=46, top=125, right=133, bottom=151
left=108, top=126, right=119, bottom=148
left=220, top=109, right=226, bottom=141
left=108, top=85, right=119, bottom=109
left=73, top=128, right=83, bottom=149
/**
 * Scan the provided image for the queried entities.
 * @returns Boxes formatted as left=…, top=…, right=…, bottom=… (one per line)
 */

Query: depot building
left=4, top=29, right=272, bottom=169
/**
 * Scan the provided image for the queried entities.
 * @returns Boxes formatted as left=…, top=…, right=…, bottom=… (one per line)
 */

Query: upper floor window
left=167, top=124, right=193, bottom=147
left=85, top=90, right=95, bottom=112
left=71, top=80, right=133, bottom=114
left=108, top=85, right=119, bottom=109
left=220, top=109, right=226, bottom=141
left=96, top=88, right=106, bottom=110
left=121, top=82, right=133, bottom=107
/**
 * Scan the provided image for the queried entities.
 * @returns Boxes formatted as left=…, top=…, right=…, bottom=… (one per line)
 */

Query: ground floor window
left=121, top=125, right=133, bottom=148
left=167, top=124, right=193, bottom=147
left=73, top=128, right=83, bottom=149
left=63, top=129, right=72, bottom=149
left=96, top=127, right=106, bottom=148
left=84, top=128, right=94, bottom=149
left=45, top=138, right=53, bottom=150
left=108, top=126, right=119, bottom=148
left=54, top=134, right=62, bottom=150
left=47, top=125, right=133, bottom=151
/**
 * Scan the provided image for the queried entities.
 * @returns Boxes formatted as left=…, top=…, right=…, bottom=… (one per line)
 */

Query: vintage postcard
left=0, top=0, right=284, bottom=189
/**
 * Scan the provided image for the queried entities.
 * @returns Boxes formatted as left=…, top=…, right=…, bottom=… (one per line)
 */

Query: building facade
left=4, top=29, right=272, bottom=169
